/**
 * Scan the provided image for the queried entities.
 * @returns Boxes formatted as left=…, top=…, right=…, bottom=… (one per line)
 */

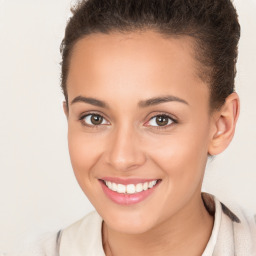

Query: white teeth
left=106, top=181, right=111, bottom=189
left=143, top=182, right=149, bottom=190
left=112, top=182, right=117, bottom=191
left=127, top=184, right=136, bottom=194
left=148, top=180, right=157, bottom=188
left=104, top=180, right=158, bottom=194
left=117, top=184, right=126, bottom=193
left=136, top=183, right=143, bottom=192
left=148, top=181, right=154, bottom=188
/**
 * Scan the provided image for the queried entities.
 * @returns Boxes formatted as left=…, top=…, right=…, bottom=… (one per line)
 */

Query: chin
left=109, top=221, right=153, bottom=235
left=102, top=210, right=157, bottom=234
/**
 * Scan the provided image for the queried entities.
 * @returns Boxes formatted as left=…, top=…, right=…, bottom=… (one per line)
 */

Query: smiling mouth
left=99, top=179, right=162, bottom=194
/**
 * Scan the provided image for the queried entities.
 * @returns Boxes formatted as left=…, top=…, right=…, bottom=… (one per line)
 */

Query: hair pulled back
left=60, top=0, right=240, bottom=111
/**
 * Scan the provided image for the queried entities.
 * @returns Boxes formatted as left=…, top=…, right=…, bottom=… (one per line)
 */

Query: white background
left=0, top=0, right=255, bottom=253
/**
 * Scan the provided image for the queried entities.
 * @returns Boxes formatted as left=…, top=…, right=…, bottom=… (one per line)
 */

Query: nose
left=104, top=124, right=146, bottom=172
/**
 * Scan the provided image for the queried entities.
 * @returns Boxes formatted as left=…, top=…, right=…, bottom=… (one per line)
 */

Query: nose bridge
left=105, top=121, right=146, bottom=171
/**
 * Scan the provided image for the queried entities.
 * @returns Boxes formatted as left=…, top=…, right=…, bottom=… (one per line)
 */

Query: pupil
left=156, top=116, right=168, bottom=126
left=91, top=115, right=102, bottom=125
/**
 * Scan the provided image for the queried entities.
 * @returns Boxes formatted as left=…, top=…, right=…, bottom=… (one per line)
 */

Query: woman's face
left=65, top=30, right=214, bottom=234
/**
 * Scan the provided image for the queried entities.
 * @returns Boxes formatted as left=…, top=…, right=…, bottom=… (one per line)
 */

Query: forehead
left=69, top=30, right=199, bottom=78
left=67, top=30, right=209, bottom=109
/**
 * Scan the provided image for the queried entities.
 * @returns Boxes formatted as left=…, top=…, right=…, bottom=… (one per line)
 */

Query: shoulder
left=59, top=210, right=105, bottom=256
left=9, top=211, right=104, bottom=256
left=61, top=210, right=101, bottom=236
left=203, top=192, right=256, bottom=256
left=218, top=196, right=256, bottom=240
left=220, top=199, right=256, bottom=255
left=10, top=231, right=61, bottom=256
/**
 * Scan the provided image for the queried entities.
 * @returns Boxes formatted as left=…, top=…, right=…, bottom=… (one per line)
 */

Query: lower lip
left=99, top=180, right=161, bottom=205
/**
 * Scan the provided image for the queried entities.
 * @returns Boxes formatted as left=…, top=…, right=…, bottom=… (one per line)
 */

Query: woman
left=18, top=0, right=256, bottom=255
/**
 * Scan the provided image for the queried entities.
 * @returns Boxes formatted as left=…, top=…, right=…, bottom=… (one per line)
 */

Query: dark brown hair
left=60, top=0, right=240, bottom=112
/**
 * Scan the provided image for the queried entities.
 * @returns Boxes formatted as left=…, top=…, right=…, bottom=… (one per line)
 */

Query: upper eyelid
left=145, top=114, right=177, bottom=127
left=79, top=111, right=109, bottom=121
left=146, top=112, right=178, bottom=123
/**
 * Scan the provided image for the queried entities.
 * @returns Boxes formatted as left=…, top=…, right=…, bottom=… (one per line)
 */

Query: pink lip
left=99, top=178, right=161, bottom=205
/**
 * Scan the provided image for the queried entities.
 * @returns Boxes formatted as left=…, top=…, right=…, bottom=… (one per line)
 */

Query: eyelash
left=79, top=112, right=178, bottom=130
left=79, top=112, right=108, bottom=130
left=145, top=113, right=178, bottom=130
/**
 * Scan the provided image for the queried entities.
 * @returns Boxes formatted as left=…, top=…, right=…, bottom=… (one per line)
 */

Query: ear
left=208, top=92, right=240, bottom=156
left=63, top=101, right=69, bottom=119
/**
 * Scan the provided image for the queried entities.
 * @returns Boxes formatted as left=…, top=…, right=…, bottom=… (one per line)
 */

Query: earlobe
left=208, top=92, right=240, bottom=156
left=63, top=101, right=69, bottom=119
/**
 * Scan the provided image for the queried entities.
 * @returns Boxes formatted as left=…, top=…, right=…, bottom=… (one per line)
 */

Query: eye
left=80, top=113, right=109, bottom=127
left=146, top=114, right=176, bottom=128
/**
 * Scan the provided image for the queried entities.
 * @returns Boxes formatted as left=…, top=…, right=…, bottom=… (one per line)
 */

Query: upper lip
left=99, top=177, right=161, bottom=185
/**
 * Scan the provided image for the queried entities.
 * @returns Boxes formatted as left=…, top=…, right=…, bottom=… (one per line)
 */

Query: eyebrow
left=138, top=95, right=188, bottom=107
left=71, top=96, right=109, bottom=108
left=70, top=95, right=188, bottom=108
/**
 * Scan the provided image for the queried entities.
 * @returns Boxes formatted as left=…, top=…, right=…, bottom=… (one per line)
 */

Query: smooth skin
left=63, top=30, right=239, bottom=256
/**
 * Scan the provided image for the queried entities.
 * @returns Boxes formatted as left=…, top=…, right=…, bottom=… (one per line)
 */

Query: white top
left=11, top=192, right=256, bottom=256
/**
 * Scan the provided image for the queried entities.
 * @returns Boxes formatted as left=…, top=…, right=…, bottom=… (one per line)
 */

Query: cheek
left=67, top=128, right=101, bottom=184
left=147, top=124, right=210, bottom=188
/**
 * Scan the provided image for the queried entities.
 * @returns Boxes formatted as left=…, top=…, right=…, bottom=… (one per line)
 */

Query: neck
left=102, top=192, right=214, bottom=256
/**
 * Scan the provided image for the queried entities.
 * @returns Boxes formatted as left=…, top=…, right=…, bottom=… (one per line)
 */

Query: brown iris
left=90, top=114, right=103, bottom=125
left=155, top=115, right=169, bottom=126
